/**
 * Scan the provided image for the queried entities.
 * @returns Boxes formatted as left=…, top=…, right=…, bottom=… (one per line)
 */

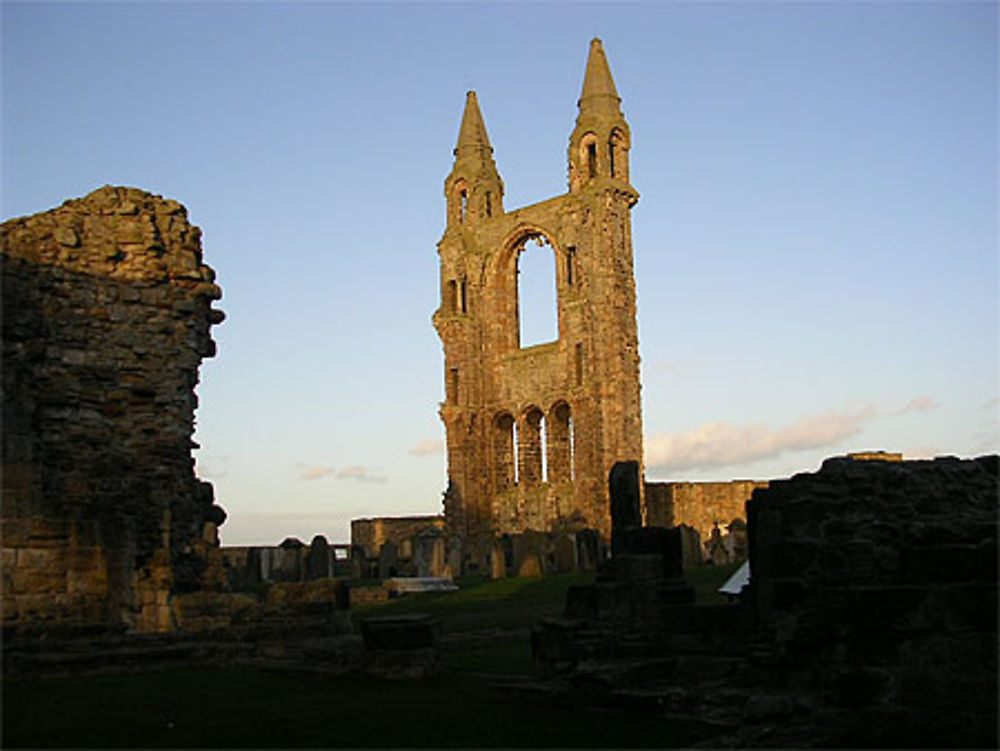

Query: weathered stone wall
left=350, top=516, right=444, bottom=560
left=746, top=455, right=998, bottom=747
left=1, top=186, right=224, bottom=633
left=434, top=40, right=644, bottom=560
left=645, top=479, right=766, bottom=554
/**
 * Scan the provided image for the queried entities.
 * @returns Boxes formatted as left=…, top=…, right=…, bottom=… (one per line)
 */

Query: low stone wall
left=645, top=480, right=766, bottom=545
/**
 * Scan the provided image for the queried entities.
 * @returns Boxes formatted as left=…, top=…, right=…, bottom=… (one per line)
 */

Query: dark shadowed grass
left=3, top=666, right=721, bottom=748
left=351, top=572, right=597, bottom=633
left=3, top=566, right=741, bottom=748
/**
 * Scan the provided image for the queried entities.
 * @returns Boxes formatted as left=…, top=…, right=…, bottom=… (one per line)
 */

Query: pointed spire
left=454, top=90, right=493, bottom=159
left=446, top=90, right=504, bottom=225
left=578, top=38, right=621, bottom=116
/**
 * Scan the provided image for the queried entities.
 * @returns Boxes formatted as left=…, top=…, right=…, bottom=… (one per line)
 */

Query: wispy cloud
left=645, top=398, right=934, bottom=474
left=409, top=438, right=444, bottom=457
left=894, top=396, right=939, bottom=415
left=645, top=405, right=875, bottom=473
left=980, top=397, right=999, bottom=412
left=336, top=465, right=387, bottom=483
left=300, top=465, right=335, bottom=481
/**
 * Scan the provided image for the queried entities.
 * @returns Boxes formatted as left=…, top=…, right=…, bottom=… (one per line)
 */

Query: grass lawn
left=3, top=666, right=721, bottom=748
left=3, top=566, right=740, bottom=748
left=352, top=564, right=742, bottom=633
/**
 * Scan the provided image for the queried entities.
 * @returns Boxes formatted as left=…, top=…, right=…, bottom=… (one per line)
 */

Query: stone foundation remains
left=2, top=186, right=225, bottom=634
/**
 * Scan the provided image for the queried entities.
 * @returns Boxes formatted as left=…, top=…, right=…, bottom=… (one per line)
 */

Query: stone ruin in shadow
left=531, top=457, right=998, bottom=748
left=1, top=188, right=371, bottom=677
left=2, top=186, right=226, bottom=635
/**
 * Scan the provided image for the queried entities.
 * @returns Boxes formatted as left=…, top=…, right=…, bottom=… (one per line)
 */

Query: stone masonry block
left=11, top=569, right=66, bottom=595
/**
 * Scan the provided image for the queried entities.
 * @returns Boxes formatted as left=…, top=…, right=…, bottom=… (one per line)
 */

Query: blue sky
left=4, top=2, right=997, bottom=545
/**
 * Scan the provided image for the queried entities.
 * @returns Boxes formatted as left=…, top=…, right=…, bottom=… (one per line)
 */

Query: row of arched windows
left=492, top=402, right=574, bottom=492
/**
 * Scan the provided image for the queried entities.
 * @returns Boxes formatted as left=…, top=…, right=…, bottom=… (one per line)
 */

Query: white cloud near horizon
left=409, top=438, right=444, bottom=457
left=895, top=396, right=938, bottom=414
left=645, top=397, right=938, bottom=474
left=300, top=465, right=335, bottom=481
left=336, top=465, right=387, bottom=483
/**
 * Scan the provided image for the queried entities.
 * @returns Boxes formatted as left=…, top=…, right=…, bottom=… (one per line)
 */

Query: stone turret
left=444, top=91, right=505, bottom=229
left=569, top=38, right=635, bottom=195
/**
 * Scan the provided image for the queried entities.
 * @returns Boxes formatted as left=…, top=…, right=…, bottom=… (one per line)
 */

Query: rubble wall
left=746, top=455, right=998, bottom=747
left=1, top=186, right=224, bottom=633
left=645, top=479, right=767, bottom=543
left=350, top=516, right=444, bottom=559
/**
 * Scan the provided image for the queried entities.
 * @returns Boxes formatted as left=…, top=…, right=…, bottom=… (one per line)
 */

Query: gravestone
left=609, top=461, right=642, bottom=557
left=553, top=534, right=577, bottom=572
left=489, top=539, right=507, bottom=579
left=305, top=535, right=332, bottom=580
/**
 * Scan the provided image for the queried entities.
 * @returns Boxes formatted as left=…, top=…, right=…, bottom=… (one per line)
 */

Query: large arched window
left=516, top=235, right=558, bottom=347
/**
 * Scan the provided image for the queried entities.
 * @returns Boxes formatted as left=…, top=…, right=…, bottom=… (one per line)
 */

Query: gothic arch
left=518, top=405, right=544, bottom=487
left=492, top=411, right=516, bottom=493
left=546, top=400, right=573, bottom=483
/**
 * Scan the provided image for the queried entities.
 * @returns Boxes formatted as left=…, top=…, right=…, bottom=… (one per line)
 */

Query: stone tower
left=433, top=39, right=643, bottom=556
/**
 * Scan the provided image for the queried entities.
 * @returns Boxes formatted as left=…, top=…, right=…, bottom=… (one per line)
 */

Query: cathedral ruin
left=434, top=39, right=644, bottom=551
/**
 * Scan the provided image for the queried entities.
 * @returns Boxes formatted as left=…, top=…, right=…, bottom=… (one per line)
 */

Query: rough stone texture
left=744, top=455, right=998, bottom=747
left=533, top=455, right=998, bottom=748
left=350, top=515, right=444, bottom=560
left=645, top=479, right=767, bottom=550
left=434, top=39, right=644, bottom=559
left=1, top=186, right=224, bottom=633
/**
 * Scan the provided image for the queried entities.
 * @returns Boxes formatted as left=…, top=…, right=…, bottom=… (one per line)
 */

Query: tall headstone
left=609, top=461, right=642, bottom=557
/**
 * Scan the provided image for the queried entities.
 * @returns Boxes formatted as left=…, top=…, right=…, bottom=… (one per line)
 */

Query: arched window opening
left=460, top=277, right=468, bottom=313
left=485, top=192, right=492, bottom=217
left=546, top=402, right=573, bottom=483
left=610, top=130, right=628, bottom=180
left=587, top=142, right=597, bottom=178
left=517, top=234, right=559, bottom=348
left=447, top=279, right=457, bottom=314
left=575, top=343, right=584, bottom=386
left=566, top=247, right=576, bottom=287
left=452, top=180, right=469, bottom=225
left=447, top=368, right=458, bottom=404
left=519, top=408, right=544, bottom=487
left=493, top=413, right=516, bottom=492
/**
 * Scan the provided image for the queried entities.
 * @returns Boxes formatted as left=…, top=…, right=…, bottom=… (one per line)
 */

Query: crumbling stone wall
left=645, top=479, right=766, bottom=560
left=350, top=516, right=445, bottom=560
left=1, top=186, right=224, bottom=633
left=746, top=455, right=998, bottom=747
left=434, top=40, right=643, bottom=563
